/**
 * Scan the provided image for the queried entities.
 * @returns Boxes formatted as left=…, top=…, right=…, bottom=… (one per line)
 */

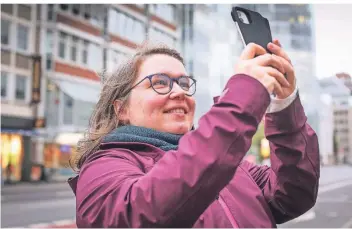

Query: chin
left=164, top=123, right=190, bottom=135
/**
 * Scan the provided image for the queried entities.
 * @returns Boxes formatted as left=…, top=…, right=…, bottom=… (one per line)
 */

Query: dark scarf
left=102, top=125, right=183, bottom=151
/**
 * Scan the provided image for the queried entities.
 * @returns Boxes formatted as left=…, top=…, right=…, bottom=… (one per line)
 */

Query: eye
left=151, top=74, right=170, bottom=88
left=153, top=80, right=168, bottom=86
left=179, top=77, right=191, bottom=89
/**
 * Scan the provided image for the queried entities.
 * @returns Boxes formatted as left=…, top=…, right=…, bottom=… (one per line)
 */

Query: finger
left=269, top=75, right=284, bottom=98
left=240, top=43, right=267, bottom=60
left=267, top=42, right=292, bottom=64
left=264, top=66, right=290, bottom=87
left=275, top=55, right=295, bottom=86
left=254, top=54, right=285, bottom=74
left=271, top=54, right=286, bottom=74
left=272, top=39, right=282, bottom=47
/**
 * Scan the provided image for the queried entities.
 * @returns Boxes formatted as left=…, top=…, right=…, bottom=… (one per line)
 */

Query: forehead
left=137, top=54, right=187, bottom=79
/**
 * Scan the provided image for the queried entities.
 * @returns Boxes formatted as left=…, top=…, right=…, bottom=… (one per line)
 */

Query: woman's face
left=122, top=54, right=196, bottom=135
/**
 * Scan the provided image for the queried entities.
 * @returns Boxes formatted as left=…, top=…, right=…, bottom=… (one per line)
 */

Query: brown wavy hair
left=69, top=43, right=184, bottom=172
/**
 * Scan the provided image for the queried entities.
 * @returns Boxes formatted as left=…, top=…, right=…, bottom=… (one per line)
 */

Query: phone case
left=231, top=7, right=272, bottom=53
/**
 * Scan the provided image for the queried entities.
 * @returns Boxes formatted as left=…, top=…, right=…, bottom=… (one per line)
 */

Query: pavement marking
left=28, top=223, right=51, bottom=228
left=341, top=217, right=352, bottom=228
left=52, top=220, right=76, bottom=226
left=319, top=180, right=352, bottom=194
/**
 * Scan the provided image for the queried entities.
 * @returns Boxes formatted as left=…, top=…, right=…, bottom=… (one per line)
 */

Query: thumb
left=240, top=43, right=267, bottom=60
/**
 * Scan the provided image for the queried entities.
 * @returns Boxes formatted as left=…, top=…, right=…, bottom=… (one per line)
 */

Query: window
left=75, top=101, right=95, bottom=127
left=57, top=32, right=97, bottom=67
left=58, top=32, right=67, bottom=58
left=70, top=36, right=78, bottom=62
left=108, top=9, right=145, bottom=44
left=1, top=72, right=8, bottom=98
left=1, top=19, right=11, bottom=46
left=111, top=50, right=128, bottom=71
left=118, top=13, right=126, bottom=35
left=90, top=5, right=103, bottom=27
left=88, top=43, right=103, bottom=71
left=60, top=4, right=69, bottom=11
left=151, top=4, right=176, bottom=23
left=63, top=93, right=73, bottom=125
left=15, top=75, right=27, bottom=101
left=82, top=40, right=89, bottom=64
left=83, top=5, right=91, bottom=20
left=47, top=4, right=54, bottom=21
left=18, top=4, right=32, bottom=20
left=46, top=29, right=53, bottom=70
left=150, top=27, right=176, bottom=47
left=72, top=4, right=80, bottom=16
left=1, top=4, right=13, bottom=15
left=17, top=24, right=29, bottom=51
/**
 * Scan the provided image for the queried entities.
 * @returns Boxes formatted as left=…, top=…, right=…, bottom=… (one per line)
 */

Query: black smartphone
left=231, top=7, right=273, bottom=53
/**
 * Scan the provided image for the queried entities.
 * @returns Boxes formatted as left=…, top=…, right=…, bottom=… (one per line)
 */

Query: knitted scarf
left=102, top=125, right=183, bottom=151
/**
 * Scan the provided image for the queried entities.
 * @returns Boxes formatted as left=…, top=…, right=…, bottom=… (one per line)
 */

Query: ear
left=113, top=100, right=129, bottom=123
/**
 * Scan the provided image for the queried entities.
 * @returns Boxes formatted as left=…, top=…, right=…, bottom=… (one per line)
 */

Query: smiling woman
left=68, top=41, right=320, bottom=228
left=70, top=43, right=193, bottom=171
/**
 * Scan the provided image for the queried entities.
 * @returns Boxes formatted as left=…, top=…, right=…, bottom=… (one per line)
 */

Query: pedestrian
left=68, top=40, right=320, bottom=228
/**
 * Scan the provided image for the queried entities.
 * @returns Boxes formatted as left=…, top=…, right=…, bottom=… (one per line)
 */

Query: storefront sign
left=33, top=118, right=46, bottom=128
left=31, top=55, right=42, bottom=104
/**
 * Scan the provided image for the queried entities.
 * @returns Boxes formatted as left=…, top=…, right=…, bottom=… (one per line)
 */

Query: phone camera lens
left=237, top=12, right=244, bottom=22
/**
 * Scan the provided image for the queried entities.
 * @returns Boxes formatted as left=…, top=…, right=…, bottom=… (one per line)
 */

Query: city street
left=1, top=166, right=352, bottom=228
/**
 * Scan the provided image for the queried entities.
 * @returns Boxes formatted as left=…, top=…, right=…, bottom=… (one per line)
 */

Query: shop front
left=43, top=76, right=100, bottom=180
left=42, top=132, right=83, bottom=180
left=1, top=116, right=36, bottom=183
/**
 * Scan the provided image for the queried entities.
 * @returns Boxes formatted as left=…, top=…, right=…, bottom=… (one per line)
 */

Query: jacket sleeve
left=75, top=74, right=271, bottom=228
left=243, top=94, right=320, bottom=224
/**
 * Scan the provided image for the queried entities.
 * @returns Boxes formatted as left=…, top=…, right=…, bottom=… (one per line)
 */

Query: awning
left=54, top=132, right=84, bottom=146
left=1, top=128, right=40, bottom=136
left=53, top=79, right=101, bottom=103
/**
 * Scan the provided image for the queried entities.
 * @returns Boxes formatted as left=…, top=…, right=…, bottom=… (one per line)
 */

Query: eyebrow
left=154, top=72, right=192, bottom=78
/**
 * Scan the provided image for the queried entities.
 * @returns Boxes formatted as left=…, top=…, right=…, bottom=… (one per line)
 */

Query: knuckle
left=247, top=43, right=255, bottom=49
left=264, top=54, right=272, bottom=62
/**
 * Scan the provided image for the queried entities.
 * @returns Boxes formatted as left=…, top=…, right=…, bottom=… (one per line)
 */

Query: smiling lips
left=166, top=108, right=187, bottom=114
left=164, top=104, right=189, bottom=115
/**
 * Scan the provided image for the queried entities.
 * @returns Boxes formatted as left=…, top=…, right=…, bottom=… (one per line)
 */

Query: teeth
left=167, top=108, right=185, bottom=114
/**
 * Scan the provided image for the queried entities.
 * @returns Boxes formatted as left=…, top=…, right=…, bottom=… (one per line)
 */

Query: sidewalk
left=3, top=165, right=352, bottom=189
left=319, top=165, right=352, bottom=186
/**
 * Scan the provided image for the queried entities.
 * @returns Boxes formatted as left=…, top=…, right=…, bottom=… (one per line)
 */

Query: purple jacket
left=68, top=74, right=320, bottom=228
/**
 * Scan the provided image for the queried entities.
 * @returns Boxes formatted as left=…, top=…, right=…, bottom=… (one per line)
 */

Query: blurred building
left=1, top=4, right=184, bottom=182
left=336, top=73, right=352, bottom=94
left=320, top=76, right=352, bottom=164
left=1, top=4, right=39, bottom=182
left=317, top=93, right=334, bottom=165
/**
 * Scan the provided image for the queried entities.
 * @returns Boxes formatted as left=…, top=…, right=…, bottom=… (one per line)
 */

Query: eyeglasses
left=125, top=73, right=197, bottom=96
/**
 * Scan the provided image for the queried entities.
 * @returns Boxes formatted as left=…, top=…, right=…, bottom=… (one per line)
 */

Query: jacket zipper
left=217, top=194, right=239, bottom=228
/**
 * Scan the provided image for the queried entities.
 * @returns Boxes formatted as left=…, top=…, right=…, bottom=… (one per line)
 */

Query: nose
left=169, top=82, right=186, bottom=100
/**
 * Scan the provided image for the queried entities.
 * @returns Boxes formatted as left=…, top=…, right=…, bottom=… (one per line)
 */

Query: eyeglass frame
left=124, top=73, right=197, bottom=96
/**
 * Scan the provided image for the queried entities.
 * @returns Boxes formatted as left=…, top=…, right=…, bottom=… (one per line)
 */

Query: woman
left=68, top=40, right=320, bottom=228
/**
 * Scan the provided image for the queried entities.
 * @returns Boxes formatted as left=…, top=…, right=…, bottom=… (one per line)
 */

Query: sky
left=314, top=4, right=352, bottom=78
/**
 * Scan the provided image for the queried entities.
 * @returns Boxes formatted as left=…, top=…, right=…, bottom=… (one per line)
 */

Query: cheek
left=188, top=97, right=196, bottom=114
left=133, top=93, right=168, bottom=116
